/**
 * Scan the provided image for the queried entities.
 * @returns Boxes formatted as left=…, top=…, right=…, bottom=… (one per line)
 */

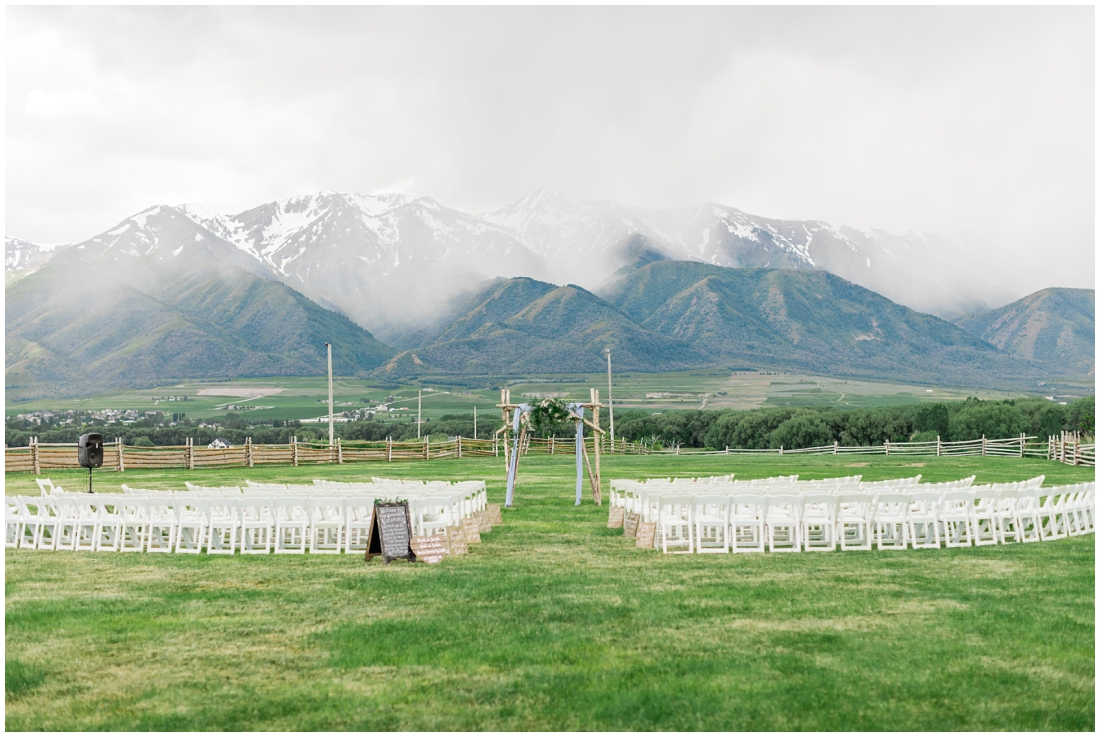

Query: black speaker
left=78, top=433, right=104, bottom=468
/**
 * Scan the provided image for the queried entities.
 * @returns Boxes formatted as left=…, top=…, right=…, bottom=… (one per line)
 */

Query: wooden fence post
left=457, top=435, right=462, bottom=459
left=292, top=436, right=298, bottom=467
left=424, top=435, right=430, bottom=461
left=31, top=437, right=39, bottom=476
left=247, top=437, right=254, bottom=467
left=1019, top=432, right=1025, bottom=458
left=187, top=438, right=195, bottom=471
left=337, top=437, right=343, bottom=464
left=885, top=439, right=890, bottom=456
left=937, top=435, right=942, bottom=457
left=834, top=441, right=838, bottom=455
left=981, top=435, right=987, bottom=457
left=387, top=437, right=393, bottom=462
left=550, top=437, right=555, bottom=455
left=117, top=437, right=125, bottom=472
left=779, top=445, right=784, bottom=455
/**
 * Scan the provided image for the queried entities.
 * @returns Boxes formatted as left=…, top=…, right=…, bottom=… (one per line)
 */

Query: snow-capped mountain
left=5, top=237, right=69, bottom=277
left=7, top=190, right=1011, bottom=337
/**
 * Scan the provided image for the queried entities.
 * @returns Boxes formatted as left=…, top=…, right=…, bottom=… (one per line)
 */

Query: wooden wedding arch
left=496, top=388, right=605, bottom=507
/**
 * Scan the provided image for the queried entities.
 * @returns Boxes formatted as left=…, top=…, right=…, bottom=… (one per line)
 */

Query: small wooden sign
left=461, top=517, right=482, bottom=544
left=410, top=534, right=448, bottom=564
left=365, top=501, right=416, bottom=564
left=635, top=522, right=656, bottom=549
left=487, top=504, right=503, bottom=526
left=607, top=507, right=625, bottom=529
left=475, top=510, right=492, bottom=533
left=445, top=525, right=468, bottom=555
left=624, top=512, right=641, bottom=538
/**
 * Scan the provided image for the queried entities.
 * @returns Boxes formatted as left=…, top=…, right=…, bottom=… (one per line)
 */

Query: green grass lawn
left=5, top=455, right=1095, bottom=730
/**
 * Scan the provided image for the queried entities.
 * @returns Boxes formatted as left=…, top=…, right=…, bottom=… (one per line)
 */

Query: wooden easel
left=497, top=388, right=605, bottom=505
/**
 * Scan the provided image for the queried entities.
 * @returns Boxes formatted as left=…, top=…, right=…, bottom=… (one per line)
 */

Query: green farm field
left=5, top=455, right=1095, bottom=730
left=6, top=370, right=1039, bottom=424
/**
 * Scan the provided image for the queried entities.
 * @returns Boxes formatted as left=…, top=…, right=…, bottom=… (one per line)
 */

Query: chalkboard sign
left=365, top=501, right=416, bottom=564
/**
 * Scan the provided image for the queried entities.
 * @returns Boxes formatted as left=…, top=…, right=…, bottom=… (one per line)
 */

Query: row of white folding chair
left=1034, top=483, right=1094, bottom=540
left=12, top=493, right=379, bottom=555
left=651, top=485, right=1093, bottom=554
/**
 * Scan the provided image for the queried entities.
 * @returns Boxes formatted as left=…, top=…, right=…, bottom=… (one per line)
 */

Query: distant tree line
left=4, top=397, right=1093, bottom=450
left=612, top=396, right=1094, bottom=450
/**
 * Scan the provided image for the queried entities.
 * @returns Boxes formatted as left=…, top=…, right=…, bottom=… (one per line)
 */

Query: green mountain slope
left=955, top=288, right=1094, bottom=376
left=6, top=206, right=392, bottom=399
left=375, top=277, right=706, bottom=377
left=600, top=261, right=1057, bottom=388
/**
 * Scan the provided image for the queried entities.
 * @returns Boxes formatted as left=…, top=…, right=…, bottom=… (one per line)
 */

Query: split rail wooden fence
left=5, top=432, right=1094, bottom=474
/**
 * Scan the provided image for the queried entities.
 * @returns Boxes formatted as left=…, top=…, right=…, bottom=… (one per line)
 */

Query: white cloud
left=4, top=5, right=1094, bottom=299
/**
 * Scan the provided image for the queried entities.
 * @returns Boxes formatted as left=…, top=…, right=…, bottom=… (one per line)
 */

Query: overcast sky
left=6, top=6, right=1094, bottom=292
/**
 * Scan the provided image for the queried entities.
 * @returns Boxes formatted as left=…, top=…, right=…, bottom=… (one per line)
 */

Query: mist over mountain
left=10, top=190, right=1024, bottom=340
left=374, top=277, right=706, bottom=379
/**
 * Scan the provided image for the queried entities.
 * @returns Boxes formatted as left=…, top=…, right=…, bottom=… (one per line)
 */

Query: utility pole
left=605, top=347, right=615, bottom=445
left=417, top=388, right=422, bottom=439
left=326, top=342, right=334, bottom=447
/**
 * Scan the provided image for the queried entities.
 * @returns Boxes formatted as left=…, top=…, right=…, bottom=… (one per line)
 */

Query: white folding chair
left=118, top=496, right=147, bottom=552
left=971, top=486, right=999, bottom=546
left=95, top=496, right=123, bottom=552
left=36, top=478, right=55, bottom=495
left=145, top=497, right=178, bottom=553
left=837, top=493, right=874, bottom=551
left=800, top=494, right=839, bottom=552
left=907, top=492, right=941, bottom=549
left=940, top=490, right=976, bottom=548
left=693, top=495, right=730, bottom=553
left=765, top=494, right=801, bottom=553
left=1012, top=490, right=1043, bottom=543
left=174, top=495, right=207, bottom=554
left=274, top=498, right=310, bottom=554
left=6, top=496, right=25, bottom=548
left=73, top=497, right=100, bottom=552
left=52, top=496, right=80, bottom=551
left=238, top=497, right=274, bottom=554
left=309, top=497, right=345, bottom=554
left=344, top=497, right=375, bottom=555
left=872, top=493, right=910, bottom=551
left=656, top=495, right=694, bottom=554
left=730, top=494, right=766, bottom=553
left=1037, top=488, right=1067, bottom=541
left=1065, top=484, right=1092, bottom=537
left=993, top=488, right=1023, bottom=544
left=206, top=498, right=239, bottom=554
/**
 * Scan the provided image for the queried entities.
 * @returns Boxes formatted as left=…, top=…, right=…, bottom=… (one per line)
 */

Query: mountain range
left=5, top=191, right=1094, bottom=398
left=9, top=189, right=1012, bottom=336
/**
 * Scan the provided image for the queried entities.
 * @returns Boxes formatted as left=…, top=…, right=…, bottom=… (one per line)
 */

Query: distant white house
left=208, top=438, right=232, bottom=449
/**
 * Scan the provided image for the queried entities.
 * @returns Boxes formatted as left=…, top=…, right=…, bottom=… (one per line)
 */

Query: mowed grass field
left=5, top=455, right=1095, bottom=730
